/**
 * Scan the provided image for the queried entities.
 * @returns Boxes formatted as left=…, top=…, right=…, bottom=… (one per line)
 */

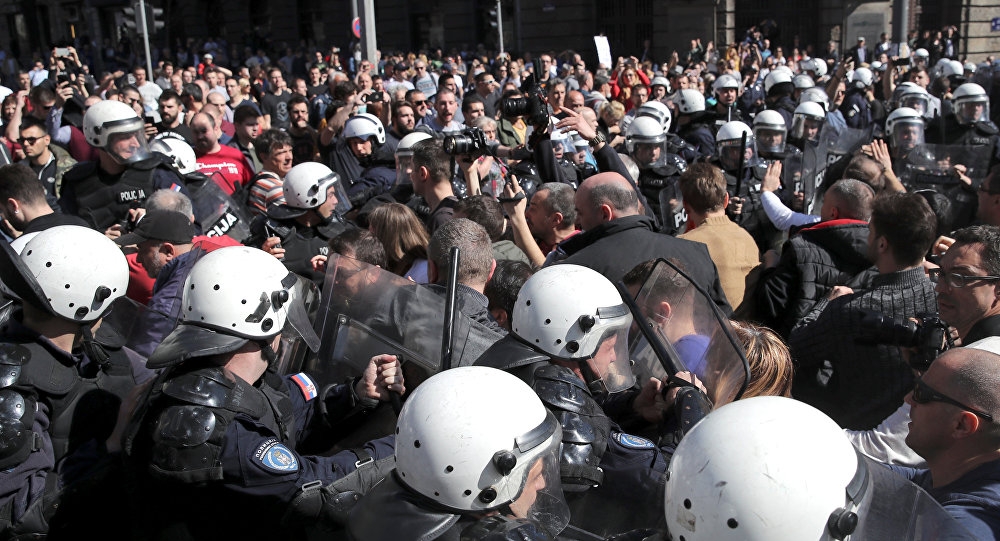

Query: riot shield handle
left=440, top=247, right=461, bottom=372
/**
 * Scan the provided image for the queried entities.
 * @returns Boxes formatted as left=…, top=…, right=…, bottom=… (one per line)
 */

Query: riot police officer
left=763, top=68, right=797, bottom=127
left=336, top=113, right=397, bottom=209
left=0, top=225, right=152, bottom=536
left=58, top=99, right=190, bottom=233
left=716, top=120, right=783, bottom=253
left=122, top=246, right=403, bottom=540
left=246, top=162, right=354, bottom=284
left=708, top=73, right=746, bottom=133
left=475, top=264, right=690, bottom=537
left=927, top=82, right=1000, bottom=170
left=840, top=67, right=875, bottom=130
left=674, top=89, right=716, bottom=158
left=625, top=116, right=688, bottom=235
left=633, top=100, right=699, bottom=163
left=348, top=366, right=569, bottom=541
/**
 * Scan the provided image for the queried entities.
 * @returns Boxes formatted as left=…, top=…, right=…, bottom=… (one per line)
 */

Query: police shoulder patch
left=289, top=373, right=318, bottom=401
left=613, top=432, right=656, bottom=449
left=252, top=438, right=299, bottom=473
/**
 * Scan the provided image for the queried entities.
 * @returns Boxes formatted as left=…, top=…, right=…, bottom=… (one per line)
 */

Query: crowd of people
left=0, top=20, right=999, bottom=540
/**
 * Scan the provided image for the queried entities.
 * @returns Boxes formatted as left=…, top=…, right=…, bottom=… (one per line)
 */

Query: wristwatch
left=589, top=132, right=607, bottom=146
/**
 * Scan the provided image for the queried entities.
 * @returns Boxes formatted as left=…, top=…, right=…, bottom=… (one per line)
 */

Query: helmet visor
left=899, top=95, right=929, bottom=115
left=280, top=272, right=322, bottom=352
left=716, top=137, right=755, bottom=171
left=325, top=176, right=353, bottom=215
left=754, top=126, right=787, bottom=154
left=955, top=97, right=989, bottom=125
left=507, top=422, right=571, bottom=536
left=628, top=139, right=669, bottom=170
left=395, top=154, right=415, bottom=187
left=891, top=120, right=925, bottom=157
left=584, top=325, right=636, bottom=394
left=791, top=114, right=824, bottom=142
left=106, top=126, right=152, bottom=164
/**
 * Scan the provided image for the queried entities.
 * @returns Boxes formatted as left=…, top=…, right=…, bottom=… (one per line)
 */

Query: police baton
left=735, top=131, right=748, bottom=198
left=440, top=247, right=461, bottom=372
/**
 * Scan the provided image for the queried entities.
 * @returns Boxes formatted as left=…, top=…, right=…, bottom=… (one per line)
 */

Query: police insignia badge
left=253, top=438, right=299, bottom=473
left=613, top=432, right=656, bottom=449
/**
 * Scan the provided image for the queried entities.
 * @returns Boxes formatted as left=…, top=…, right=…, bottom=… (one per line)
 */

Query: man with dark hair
left=455, top=195, right=530, bottom=264
left=755, top=178, right=876, bottom=337
left=328, top=228, right=387, bottom=268
left=409, top=138, right=458, bottom=233
left=553, top=172, right=732, bottom=314
left=286, top=94, right=317, bottom=165
left=0, top=163, right=86, bottom=234
left=153, top=89, right=194, bottom=144
left=227, top=104, right=262, bottom=173
left=260, top=67, right=292, bottom=131
left=415, top=89, right=462, bottom=135
left=17, top=116, right=76, bottom=209
left=936, top=225, right=1000, bottom=344
left=461, top=94, right=486, bottom=128
left=789, top=192, right=939, bottom=429
left=484, top=259, right=535, bottom=331
left=473, top=70, right=502, bottom=118
left=389, top=101, right=415, bottom=141
left=245, top=128, right=293, bottom=216
left=677, top=162, right=759, bottom=309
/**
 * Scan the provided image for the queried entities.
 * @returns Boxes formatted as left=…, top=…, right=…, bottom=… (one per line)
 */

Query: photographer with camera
left=789, top=192, right=940, bottom=430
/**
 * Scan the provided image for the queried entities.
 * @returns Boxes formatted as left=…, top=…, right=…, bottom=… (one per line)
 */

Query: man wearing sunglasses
left=935, top=225, right=1000, bottom=344
left=891, top=345, right=1000, bottom=540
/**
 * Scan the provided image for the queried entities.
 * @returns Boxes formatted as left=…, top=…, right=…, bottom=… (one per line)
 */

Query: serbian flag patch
left=290, top=373, right=318, bottom=401
left=170, top=183, right=183, bottom=192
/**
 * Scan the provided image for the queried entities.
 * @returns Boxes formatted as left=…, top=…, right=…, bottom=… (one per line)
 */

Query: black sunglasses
left=912, top=378, right=994, bottom=422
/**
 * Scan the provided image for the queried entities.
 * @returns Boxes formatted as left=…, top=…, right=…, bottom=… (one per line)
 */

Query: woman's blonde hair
left=730, top=320, right=794, bottom=398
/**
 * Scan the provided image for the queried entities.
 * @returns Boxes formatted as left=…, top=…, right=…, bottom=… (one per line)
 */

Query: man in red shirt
left=191, top=111, right=251, bottom=194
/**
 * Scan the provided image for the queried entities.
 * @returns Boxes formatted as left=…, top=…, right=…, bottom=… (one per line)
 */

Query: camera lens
left=443, top=134, right=473, bottom=155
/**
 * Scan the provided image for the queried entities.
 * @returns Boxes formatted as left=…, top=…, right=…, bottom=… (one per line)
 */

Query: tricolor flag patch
left=170, top=183, right=183, bottom=192
left=290, top=373, right=318, bottom=401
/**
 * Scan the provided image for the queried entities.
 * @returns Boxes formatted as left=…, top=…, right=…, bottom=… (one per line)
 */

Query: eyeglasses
left=912, top=377, right=994, bottom=422
left=18, top=136, right=45, bottom=145
left=928, top=268, right=1000, bottom=288
left=413, top=100, right=429, bottom=106
left=479, top=79, right=497, bottom=85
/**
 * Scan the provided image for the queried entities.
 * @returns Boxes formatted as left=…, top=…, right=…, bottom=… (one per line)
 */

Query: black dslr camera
left=443, top=127, right=496, bottom=158
left=856, top=310, right=953, bottom=371
left=499, top=86, right=549, bottom=127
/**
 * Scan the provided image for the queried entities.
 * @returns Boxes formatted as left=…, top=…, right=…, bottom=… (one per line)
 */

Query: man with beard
left=286, top=94, right=318, bottom=165
left=152, top=90, right=193, bottom=144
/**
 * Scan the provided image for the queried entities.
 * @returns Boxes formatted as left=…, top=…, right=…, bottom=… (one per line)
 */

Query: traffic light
left=489, top=5, right=498, bottom=29
left=147, top=5, right=164, bottom=34
left=122, top=3, right=141, bottom=34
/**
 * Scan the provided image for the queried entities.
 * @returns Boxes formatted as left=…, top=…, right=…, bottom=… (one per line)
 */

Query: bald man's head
left=575, top=172, right=638, bottom=230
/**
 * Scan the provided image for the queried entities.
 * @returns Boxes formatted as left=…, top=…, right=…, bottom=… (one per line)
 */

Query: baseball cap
left=394, top=62, right=408, bottom=72
left=203, top=53, right=213, bottom=60
left=115, top=210, right=196, bottom=247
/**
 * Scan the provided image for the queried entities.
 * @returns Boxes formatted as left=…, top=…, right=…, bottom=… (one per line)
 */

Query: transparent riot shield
left=188, top=176, right=253, bottom=242
left=899, top=144, right=990, bottom=229
left=658, top=185, right=688, bottom=236
left=800, top=141, right=828, bottom=216
left=627, top=258, right=750, bottom=407
left=820, top=125, right=874, bottom=169
left=850, top=456, right=977, bottom=540
left=273, top=275, right=322, bottom=376
left=307, top=254, right=504, bottom=391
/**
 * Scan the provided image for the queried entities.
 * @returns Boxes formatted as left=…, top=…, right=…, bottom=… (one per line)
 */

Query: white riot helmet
left=395, top=131, right=433, bottom=186
left=394, top=366, right=569, bottom=533
left=752, top=110, right=787, bottom=155
left=675, top=89, right=706, bottom=114
left=965, top=62, right=978, bottom=75
left=913, top=48, right=930, bottom=65
left=0, top=225, right=127, bottom=323
left=665, top=397, right=867, bottom=541
left=798, top=87, right=830, bottom=112
left=150, top=136, right=197, bottom=174
left=715, top=120, right=755, bottom=171
left=897, top=85, right=932, bottom=117
left=271, top=161, right=350, bottom=219
left=792, top=74, right=815, bottom=91
left=650, top=76, right=671, bottom=95
left=512, top=265, right=635, bottom=394
left=147, top=246, right=320, bottom=368
left=790, top=101, right=826, bottom=142
left=764, top=70, right=792, bottom=95
left=82, top=99, right=151, bottom=164
left=850, top=67, right=874, bottom=89
left=885, top=107, right=925, bottom=158
left=635, top=100, right=672, bottom=132
left=953, top=83, right=990, bottom=125
left=342, top=112, right=386, bottom=144
left=941, top=60, right=964, bottom=79
left=625, top=116, right=669, bottom=169
left=800, top=57, right=827, bottom=78
left=713, top=74, right=742, bottom=95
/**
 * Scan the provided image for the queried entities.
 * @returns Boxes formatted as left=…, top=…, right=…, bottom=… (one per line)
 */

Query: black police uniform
left=123, top=359, right=395, bottom=540
left=246, top=211, right=353, bottom=285
left=58, top=157, right=190, bottom=231
left=840, top=88, right=873, bottom=130
left=676, top=118, right=716, bottom=159
left=636, top=154, right=688, bottom=236
left=0, top=319, right=151, bottom=536
left=721, top=159, right=785, bottom=254
left=475, top=337, right=671, bottom=537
